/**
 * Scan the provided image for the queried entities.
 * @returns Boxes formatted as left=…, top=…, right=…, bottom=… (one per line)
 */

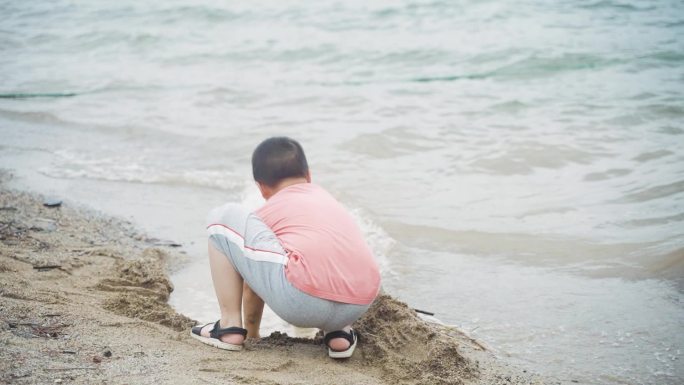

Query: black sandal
left=324, top=329, right=358, bottom=358
left=190, top=321, right=247, bottom=351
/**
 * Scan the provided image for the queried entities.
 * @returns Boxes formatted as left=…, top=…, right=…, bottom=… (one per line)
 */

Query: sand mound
left=98, top=248, right=194, bottom=331
left=355, top=294, right=477, bottom=385
left=103, top=292, right=194, bottom=331
left=97, top=249, right=173, bottom=299
left=248, top=295, right=478, bottom=384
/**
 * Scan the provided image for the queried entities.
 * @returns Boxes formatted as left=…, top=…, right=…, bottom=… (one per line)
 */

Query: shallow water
left=1, top=0, right=683, bottom=383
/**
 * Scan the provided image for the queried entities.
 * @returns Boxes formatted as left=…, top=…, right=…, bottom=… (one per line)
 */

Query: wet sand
left=0, top=180, right=555, bottom=385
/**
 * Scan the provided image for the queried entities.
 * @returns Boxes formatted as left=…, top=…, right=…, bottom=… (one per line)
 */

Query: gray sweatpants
left=206, top=203, right=369, bottom=331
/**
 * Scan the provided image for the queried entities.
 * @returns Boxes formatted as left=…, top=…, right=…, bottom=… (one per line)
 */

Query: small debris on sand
left=42, top=198, right=62, bottom=208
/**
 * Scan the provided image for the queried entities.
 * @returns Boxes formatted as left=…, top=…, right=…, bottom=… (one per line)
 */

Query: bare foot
left=200, top=323, right=245, bottom=345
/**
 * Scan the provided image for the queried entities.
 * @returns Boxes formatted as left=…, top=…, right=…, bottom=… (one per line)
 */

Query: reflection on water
left=1, top=0, right=683, bottom=383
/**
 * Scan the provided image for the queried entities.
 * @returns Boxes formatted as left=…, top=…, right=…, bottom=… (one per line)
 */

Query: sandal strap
left=209, top=321, right=248, bottom=339
left=324, top=329, right=356, bottom=346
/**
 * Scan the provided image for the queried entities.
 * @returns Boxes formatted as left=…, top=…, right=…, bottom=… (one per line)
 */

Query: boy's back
left=256, top=182, right=380, bottom=305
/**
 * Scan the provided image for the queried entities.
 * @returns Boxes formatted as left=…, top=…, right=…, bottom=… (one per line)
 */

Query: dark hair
left=252, top=137, right=309, bottom=187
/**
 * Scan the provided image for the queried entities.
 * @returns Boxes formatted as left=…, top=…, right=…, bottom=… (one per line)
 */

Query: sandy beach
left=3, top=1, right=683, bottom=382
left=0, top=177, right=554, bottom=385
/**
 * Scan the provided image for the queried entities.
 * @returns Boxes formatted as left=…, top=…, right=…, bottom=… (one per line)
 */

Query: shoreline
left=0, top=181, right=552, bottom=385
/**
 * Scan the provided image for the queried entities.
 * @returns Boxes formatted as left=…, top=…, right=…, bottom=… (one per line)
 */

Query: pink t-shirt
left=255, top=183, right=381, bottom=305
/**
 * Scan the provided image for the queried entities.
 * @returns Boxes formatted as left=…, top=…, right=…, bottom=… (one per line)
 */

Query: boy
left=190, top=137, right=381, bottom=358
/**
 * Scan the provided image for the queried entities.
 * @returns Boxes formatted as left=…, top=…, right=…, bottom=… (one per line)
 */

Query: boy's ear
left=305, top=170, right=312, bottom=182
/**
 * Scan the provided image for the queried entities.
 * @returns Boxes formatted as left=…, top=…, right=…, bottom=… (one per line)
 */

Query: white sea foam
left=348, top=207, right=395, bottom=278
left=38, top=150, right=244, bottom=192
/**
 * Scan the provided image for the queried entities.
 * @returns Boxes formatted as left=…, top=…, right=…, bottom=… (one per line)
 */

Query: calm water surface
left=1, top=1, right=683, bottom=384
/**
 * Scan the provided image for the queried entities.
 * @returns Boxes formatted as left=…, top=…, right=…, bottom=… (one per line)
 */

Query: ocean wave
left=342, top=128, right=441, bottom=159
left=409, top=73, right=487, bottom=83
left=379, top=220, right=649, bottom=263
left=144, top=5, right=242, bottom=23
left=615, top=180, right=684, bottom=203
left=578, top=0, right=656, bottom=12
left=632, top=150, right=674, bottom=163
left=409, top=53, right=624, bottom=83
left=489, top=53, right=625, bottom=79
left=0, top=108, right=72, bottom=126
left=621, top=212, right=684, bottom=228
left=38, top=150, right=244, bottom=192
left=584, top=168, right=632, bottom=181
left=349, top=207, right=395, bottom=277
left=0, top=92, right=78, bottom=99
left=641, top=51, right=684, bottom=63
left=468, top=141, right=603, bottom=175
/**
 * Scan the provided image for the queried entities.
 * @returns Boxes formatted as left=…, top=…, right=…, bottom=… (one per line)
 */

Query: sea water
left=1, top=0, right=683, bottom=383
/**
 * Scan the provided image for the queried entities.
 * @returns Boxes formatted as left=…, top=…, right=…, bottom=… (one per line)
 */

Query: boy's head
left=252, top=137, right=310, bottom=196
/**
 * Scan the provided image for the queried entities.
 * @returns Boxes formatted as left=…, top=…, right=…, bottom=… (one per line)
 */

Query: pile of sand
left=97, top=249, right=194, bottom=331
left=355, top=294, right=477, bottom=385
